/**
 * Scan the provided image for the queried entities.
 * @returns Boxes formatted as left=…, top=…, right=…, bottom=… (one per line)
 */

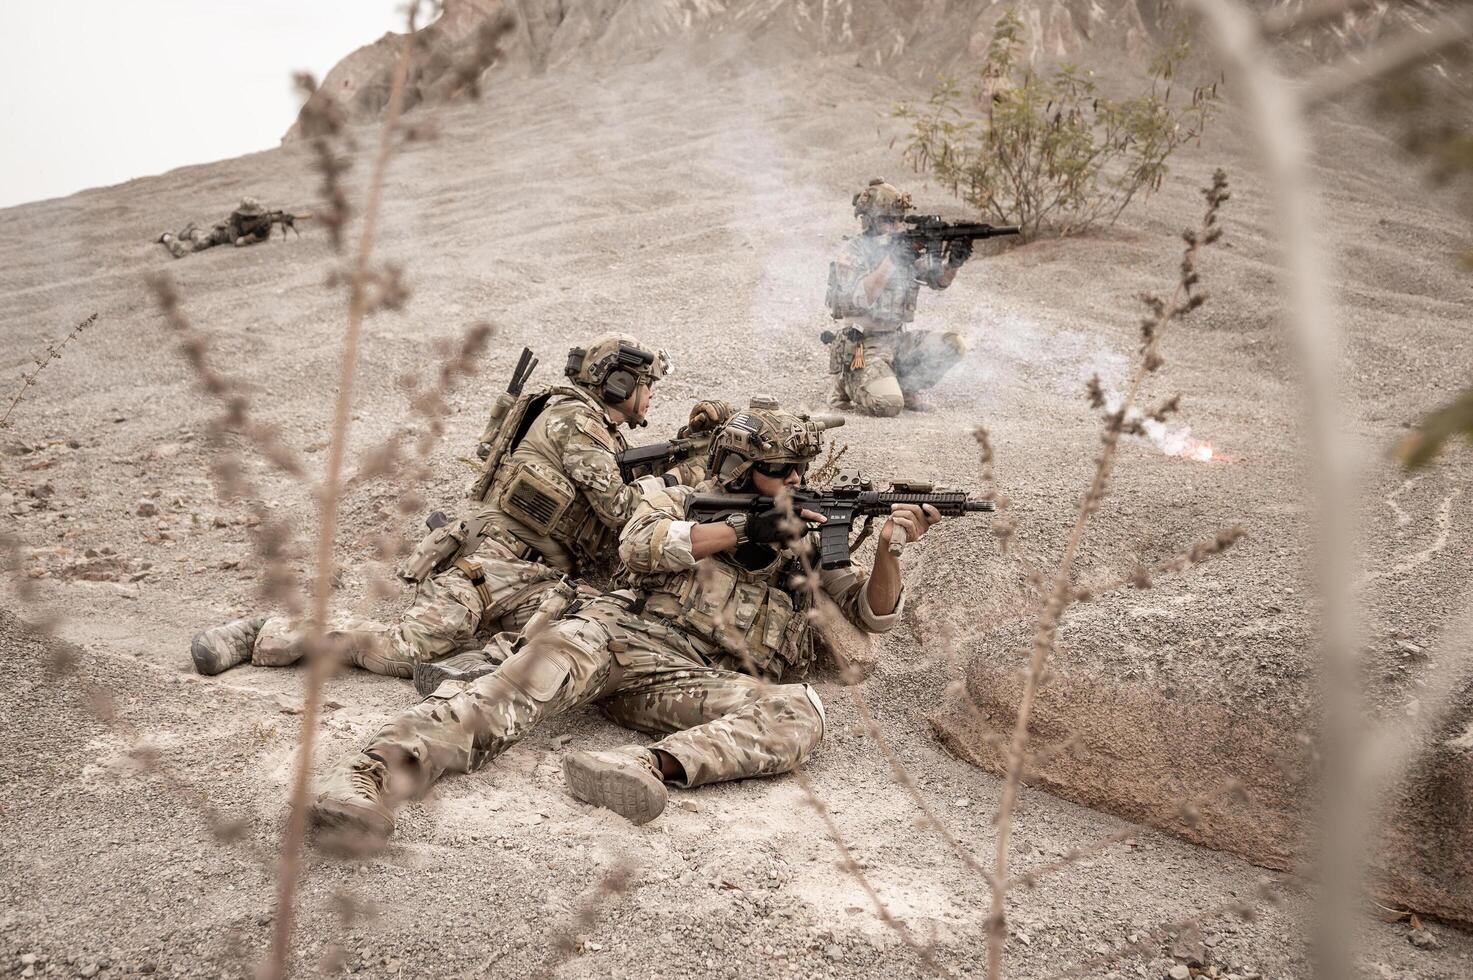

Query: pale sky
left=0, top=0, right=409, bottom=209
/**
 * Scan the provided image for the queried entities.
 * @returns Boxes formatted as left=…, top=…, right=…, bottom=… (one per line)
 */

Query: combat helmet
left=852, top=178, right=913, bottom=232
left=564, top=333, right=671, bottom=405
left=233, top=196, right=266, bottom=217
left=708, top=396, right=839, bottom=490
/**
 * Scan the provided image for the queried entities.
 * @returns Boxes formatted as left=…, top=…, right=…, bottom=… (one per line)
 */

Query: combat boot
left=412, top=649, right=500, bottom=698
left=309, top=752, right=396, bottom=851
left=189, top=616, right=266, bottom=676
left=562, top=745, right=668, bottom=825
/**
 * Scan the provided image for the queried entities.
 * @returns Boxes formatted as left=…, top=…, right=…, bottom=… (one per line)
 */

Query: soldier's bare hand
left=879, top=503, right=941, bottom=546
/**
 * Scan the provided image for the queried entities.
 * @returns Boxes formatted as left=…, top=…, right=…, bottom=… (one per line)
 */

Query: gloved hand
left=945, top=238, right=973, bottom=268
left=749, top=504, right=824, bottom=546
left=686, top=399, right=735, bottom=435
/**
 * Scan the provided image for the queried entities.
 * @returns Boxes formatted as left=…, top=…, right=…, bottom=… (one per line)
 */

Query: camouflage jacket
left=611, top=480, right=900, bottom=678
left=474, top=384, right=638, bottom=576
left=211, top=213, right=271, bottom=246
left=827, top=233, right=949, bottom=334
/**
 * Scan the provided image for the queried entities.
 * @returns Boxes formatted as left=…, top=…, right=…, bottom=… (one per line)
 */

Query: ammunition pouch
left=641, top=565, right=802, bottom=680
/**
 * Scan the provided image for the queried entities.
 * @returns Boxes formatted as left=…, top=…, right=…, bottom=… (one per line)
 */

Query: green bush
left=895, top=11, right=1216, bottom=238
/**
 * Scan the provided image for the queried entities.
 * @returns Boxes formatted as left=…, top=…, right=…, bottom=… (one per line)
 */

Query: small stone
left=953, top=797, right=971, bottom=808
left=1169, top=967, right=1190, bottom=980
left=551, top=734, right=573, bottom=749
left=1408, top=927, right=1441, bottom=949
left=79, top=965, right=99, bottom=978
left=135, top=499, right=159, bottom=517
left=20, top=953, right=37, bottom=966
left=825, top=944, right=843, bottom=962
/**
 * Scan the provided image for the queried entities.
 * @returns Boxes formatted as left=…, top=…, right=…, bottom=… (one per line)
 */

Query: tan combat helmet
left=564, top=333, right=672, bottom=405
left=708, top=396, right=840, bottom=490
left=852, top=178, right=913, bottom=232
left=233, top=196, right=267, bottom=218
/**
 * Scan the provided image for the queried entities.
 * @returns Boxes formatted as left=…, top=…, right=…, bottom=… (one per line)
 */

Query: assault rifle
left=895, top=214, right=1020, bottom=252
left=616, top=433, right=714, bottom=483
left=470, top=346, right=539, bottom=500
left=264, top=209, right=313, bottom=238
left=686, top=470, right=994, bottom=569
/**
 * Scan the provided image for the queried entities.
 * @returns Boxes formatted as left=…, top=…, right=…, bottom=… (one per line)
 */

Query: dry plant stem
left=792, top=765, right=943, bottom=974
left=848, top=683, right=993, bottom=883
left=1186, top=3, right=1359, bottom=979
left=1301, top=6, right=1473, bottom=107
left=985, top=194, right=1223, bottom=980
left=263, top=28, right=419, bottom=980
left=0, top=313, right=98, bottom=430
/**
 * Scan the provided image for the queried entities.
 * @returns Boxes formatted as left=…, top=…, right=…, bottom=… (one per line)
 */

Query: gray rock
left=135, top=499, right=159, bottom=517
left=1168, top=967, right=1191, bottom=980
left=1408, top=927, right=1440, bottom=950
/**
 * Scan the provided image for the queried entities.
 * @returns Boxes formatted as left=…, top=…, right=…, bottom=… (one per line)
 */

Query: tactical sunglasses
left=753, top=460, right=809, bottom=479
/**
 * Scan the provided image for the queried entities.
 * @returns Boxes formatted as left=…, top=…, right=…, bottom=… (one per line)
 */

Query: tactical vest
left=826, top=236, right=919, bottom=331
left=638, top=551, right=815, bottom=681
left=483, top=385, right=629, bottom=574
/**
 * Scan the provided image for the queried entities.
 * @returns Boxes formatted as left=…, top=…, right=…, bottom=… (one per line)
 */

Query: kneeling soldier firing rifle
left=308, top=397, right=987, bottom=845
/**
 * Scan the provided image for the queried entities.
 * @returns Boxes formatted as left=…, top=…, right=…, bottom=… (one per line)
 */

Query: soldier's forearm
left=865, top=547, right=902, bottom=616
left=690, top=521, right=737, bottom=559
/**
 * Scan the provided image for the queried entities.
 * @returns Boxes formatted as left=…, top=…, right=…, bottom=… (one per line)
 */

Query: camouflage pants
left=361, top=597, right=825, bottom=790
left=161, top=224, right=226, bottom=258
left=837, top=328, right=966, bottom=416
left=253, top=546, right=561, bottom=678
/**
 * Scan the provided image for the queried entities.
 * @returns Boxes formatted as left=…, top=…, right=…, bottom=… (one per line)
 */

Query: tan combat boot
left=562, top=746, right=668, bottom=825
left=412, top=649, right=499, bottom=698
left=189, top=616, right=266, bottom=676
left=309, top=753, right=396, bottom=852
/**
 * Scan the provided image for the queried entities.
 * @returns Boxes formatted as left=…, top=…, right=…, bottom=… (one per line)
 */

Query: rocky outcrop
left=929, top=660, right=1473, bottom=925
left=283, top=0, right=1183, bottom=141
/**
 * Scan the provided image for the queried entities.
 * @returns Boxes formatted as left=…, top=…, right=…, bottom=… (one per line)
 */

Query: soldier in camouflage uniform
left=826, top=178, right=973, bottom=416
left=188, top=333, right=681, bottom=679
left=157, top=197, right=276, bottom=258
left=307, top=399, right=943, bottom=842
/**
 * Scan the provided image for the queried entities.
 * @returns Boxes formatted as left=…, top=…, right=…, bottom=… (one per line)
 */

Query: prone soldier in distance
left=157, top=197, right=311, bottom=259
left=188, top=333, right=673, bottom=680
left=825, top=178, right=1016, bottom=415
left=306, top=398, right=948, bottom=845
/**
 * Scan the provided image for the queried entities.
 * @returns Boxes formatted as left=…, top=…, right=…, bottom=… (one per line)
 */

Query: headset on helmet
left=707, top=396, right=842, bottom=490
left=565, top=333, right=671, bottom=405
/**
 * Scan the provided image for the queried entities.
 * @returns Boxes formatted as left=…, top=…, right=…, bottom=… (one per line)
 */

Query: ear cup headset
left=565, top=343, right=658, bottom=405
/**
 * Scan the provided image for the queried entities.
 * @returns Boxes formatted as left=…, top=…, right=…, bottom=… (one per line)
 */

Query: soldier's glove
left=685, top=399, right=736, bottom=435
left=749, top=506, right=808, bottom=547
left=945, top=239, right=973, bottom=268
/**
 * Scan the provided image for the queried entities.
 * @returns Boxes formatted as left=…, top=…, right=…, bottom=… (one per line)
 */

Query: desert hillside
left=2, top=3, right=1471, bottom=979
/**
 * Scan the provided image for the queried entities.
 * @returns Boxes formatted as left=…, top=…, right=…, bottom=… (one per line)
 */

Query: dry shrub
left=896, top=10, right=1216, bottom=238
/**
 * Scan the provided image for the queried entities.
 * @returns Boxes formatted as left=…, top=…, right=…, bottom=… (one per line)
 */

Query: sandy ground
left=2, top=36, right=1472, bottom=980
